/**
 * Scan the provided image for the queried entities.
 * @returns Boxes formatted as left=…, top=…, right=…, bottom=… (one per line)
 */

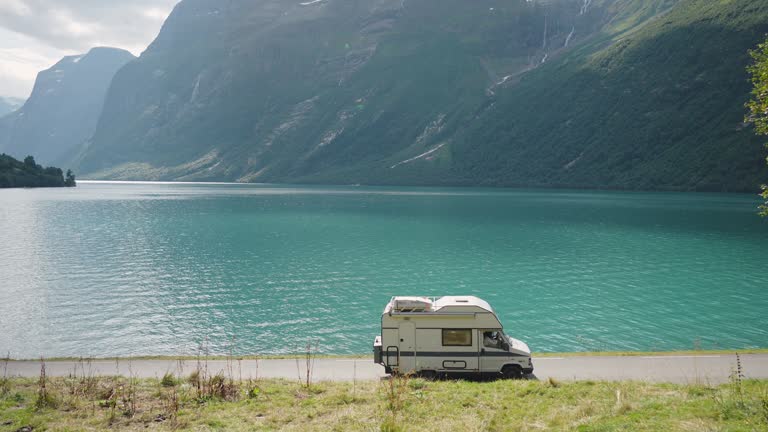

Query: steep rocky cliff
left=0, top=47, right=135, bottom=166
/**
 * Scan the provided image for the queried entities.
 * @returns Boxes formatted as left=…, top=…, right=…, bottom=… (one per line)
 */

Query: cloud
left=0, top=0, right=179, bottom=98
left=0, top=0, right=32, bottom=17
left=0, top=28, right=77, bottom=97
left=142, top=7, right=171, bottom=22
left=51, top=8, right=102, bottom=38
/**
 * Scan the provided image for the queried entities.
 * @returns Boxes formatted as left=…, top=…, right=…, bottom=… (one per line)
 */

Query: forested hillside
left=443, top=0, right=768, bottom=191
left=0, top=154, right=76, bottom=188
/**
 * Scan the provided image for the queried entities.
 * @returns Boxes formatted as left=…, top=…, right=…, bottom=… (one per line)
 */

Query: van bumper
left=373, top=335, right=383, bottom=364
left=523, top=358, right=534, bottom=375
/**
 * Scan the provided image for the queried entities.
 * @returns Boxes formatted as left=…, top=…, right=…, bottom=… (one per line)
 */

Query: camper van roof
left=385, top=296, right=494, bottom=314
left=433, top=296, right=494, bottom=313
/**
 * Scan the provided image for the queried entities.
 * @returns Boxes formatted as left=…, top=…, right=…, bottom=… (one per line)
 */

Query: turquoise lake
left=0, top=182, right=766, bottom=358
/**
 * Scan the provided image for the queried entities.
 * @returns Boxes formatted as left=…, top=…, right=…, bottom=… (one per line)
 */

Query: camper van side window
left=442, top=329, right=472, bottom=346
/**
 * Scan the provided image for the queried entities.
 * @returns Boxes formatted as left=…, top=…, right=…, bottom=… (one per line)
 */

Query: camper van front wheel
left=502, top=365, right=523, bottom=380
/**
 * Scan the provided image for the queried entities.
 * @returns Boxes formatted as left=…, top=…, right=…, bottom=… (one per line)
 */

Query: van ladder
left=385, top=346, right=399, bottom=367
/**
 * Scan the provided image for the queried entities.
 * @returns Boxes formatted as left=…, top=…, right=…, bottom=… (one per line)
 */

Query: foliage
left=0, top=154, right=76, bottom=189
left=159, top=373, right=177, bottom=388
left=64, top=169, right=76, bottom=187
left=746, top=37, right=768, bottom=216
left=33, top=360, right=57, bottom=411
left=747, top=40, right=768, bottom=136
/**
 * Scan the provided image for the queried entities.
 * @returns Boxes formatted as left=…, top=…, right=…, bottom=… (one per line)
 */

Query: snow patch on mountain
left=564, top=151, right=584, bottom=170
left=390, top=114, right=447, bottom=168
left=262, top=96, right=319, bottom=148
left=391, top=142, right=446, bottom=169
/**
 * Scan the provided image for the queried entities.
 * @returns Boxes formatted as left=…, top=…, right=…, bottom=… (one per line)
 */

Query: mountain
left=0, top=97, right=24, bottom=117
left=77, top=0, right=768, bottom=192
left=0, top=47, right=136, bottom=167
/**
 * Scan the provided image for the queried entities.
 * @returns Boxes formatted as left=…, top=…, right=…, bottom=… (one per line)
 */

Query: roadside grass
left=1, top=375, right=767, bottom=431
left=13, top=354, right=372, bottom=362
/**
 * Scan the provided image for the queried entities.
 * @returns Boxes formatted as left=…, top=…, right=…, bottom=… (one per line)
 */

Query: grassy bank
left=1, top=371, right=767, bottom=431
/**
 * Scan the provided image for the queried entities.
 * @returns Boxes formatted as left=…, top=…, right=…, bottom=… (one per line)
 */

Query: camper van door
left=399, top=321, right=416, bottom=372
left=479, top=330, right=508, bottom=372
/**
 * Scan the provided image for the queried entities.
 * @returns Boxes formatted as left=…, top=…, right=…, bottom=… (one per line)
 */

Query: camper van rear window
left=442, top=329, right=472, bottom=346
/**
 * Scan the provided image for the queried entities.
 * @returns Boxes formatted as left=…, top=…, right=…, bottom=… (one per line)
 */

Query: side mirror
left=502, top=342, right=510, bottom=351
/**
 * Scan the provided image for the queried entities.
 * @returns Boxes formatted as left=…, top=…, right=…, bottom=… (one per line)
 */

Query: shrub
left=160, top=373, right=178, bottom=388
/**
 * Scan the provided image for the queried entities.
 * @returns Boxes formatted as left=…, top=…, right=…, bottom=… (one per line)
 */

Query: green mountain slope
left=77, top=0, right=768, bottom=192
left=439, top=0, right=768, bottom=191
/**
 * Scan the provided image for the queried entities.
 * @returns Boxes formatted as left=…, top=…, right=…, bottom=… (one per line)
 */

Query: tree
left=24, top=155, right=36, bottom=167
left=64, top=169, right=76, bottom=187
left=746, top=37, right=768, bottom=216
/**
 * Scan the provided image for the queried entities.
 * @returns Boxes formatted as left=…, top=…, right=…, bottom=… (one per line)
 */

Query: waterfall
left=564, top=26, right=575, bottom=48
left=190, top=74, right=202, bottom=103
left=580, top=0, right=592, bottom=15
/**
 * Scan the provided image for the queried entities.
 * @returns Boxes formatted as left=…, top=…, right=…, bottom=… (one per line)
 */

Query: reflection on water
left=0, top=182, right=766, bottom=358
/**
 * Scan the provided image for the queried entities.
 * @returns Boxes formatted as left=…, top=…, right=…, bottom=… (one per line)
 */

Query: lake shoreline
left=8, top=348, right=768, bottom=362
left=76, top=179, right=766, bottom=196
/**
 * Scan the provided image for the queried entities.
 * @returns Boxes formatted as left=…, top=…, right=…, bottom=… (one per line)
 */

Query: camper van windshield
left=499, top=331, right=510, bottom=350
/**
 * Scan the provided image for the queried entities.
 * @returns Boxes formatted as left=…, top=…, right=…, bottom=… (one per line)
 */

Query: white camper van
left=373, top=296, right=533, bottom=378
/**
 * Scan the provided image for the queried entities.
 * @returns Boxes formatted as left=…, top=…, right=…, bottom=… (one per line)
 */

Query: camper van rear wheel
left=419, top=370, right=437, bottom=381
left=502, top=365, right=523, bottom=380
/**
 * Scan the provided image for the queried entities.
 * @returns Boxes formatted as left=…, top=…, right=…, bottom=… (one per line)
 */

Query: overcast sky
left=0, top=0, right=179, bottom=98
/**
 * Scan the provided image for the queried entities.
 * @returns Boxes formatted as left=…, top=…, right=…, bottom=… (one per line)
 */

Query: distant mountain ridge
left=0, top=47, right=135, bottom=167
left=0, top=97, right=24, bottom=117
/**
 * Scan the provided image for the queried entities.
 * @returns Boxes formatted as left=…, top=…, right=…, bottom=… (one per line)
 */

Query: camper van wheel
left=502, top=365, right=523, bottom=380
left=419, top=370, right=437, bottom=381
